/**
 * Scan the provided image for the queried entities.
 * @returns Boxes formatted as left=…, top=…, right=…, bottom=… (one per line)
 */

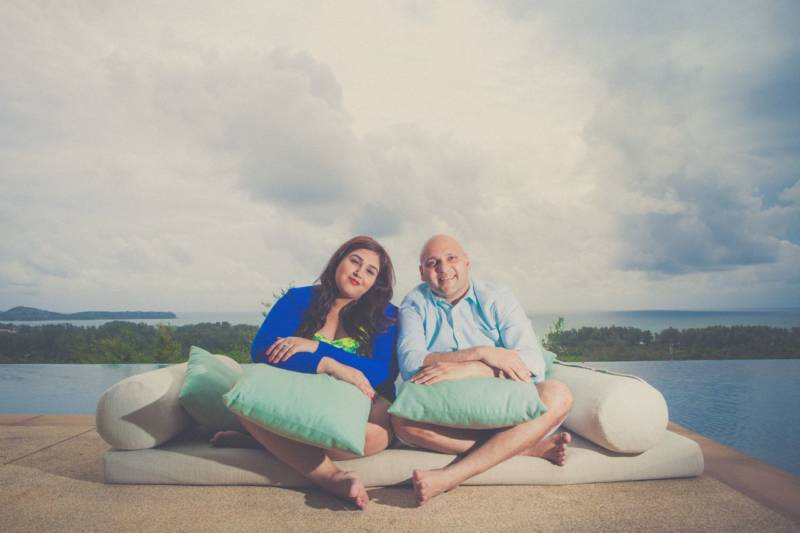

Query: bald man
left=392, top=235, right=574, bottom=505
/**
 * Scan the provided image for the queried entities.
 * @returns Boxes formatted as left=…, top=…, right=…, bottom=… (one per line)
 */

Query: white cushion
left=551, top=362, right=669, bottom=453
left=96, top=356, right=242, bottom=450
left=104, top=430, right=702, bottom=486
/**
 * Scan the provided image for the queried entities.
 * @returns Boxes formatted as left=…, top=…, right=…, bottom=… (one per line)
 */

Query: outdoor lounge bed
left=96, top=359, right=704, bottom=487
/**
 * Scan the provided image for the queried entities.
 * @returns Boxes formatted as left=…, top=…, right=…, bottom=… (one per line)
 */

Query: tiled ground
left=0, top=415, right=797, bottom=532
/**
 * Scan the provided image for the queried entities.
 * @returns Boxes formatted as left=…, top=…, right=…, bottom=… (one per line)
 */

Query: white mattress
left=104, top=429, right=703, bottom=487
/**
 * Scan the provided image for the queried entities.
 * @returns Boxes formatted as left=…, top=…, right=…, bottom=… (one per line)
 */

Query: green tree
left=543, top=316, right=566, bottom=355
left=155, top=324, right=182, bottom=363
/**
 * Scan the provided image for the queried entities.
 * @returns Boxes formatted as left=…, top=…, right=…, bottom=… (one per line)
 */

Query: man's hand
left=480, top=347, right=532, bottom=382
left=410, top=361, right=494, bottom=385
left=318, top=357, right=375, bottom=399
left=266, top=336, right=320, bottom=364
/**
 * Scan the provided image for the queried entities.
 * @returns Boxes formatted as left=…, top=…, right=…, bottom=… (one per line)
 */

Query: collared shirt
left=397, top=279, right=546, bottom=383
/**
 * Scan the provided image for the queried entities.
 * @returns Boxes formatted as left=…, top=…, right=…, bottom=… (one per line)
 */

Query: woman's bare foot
left=209, top=430, right=259, bottom=448
left=522, top=431, right=571, bottom=465
left=320, top=471, right=369, bottom=509
left=412, top=468, right=457, bottom=506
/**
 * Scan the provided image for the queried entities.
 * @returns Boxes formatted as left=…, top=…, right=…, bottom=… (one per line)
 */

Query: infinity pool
left=1, top=359, right=798, bottom=476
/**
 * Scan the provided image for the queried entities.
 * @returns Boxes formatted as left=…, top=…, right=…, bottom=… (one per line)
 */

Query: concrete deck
left=1, top=414, right=798, bottom=532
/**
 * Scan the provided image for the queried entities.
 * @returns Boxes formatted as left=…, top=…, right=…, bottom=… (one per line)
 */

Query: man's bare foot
left=522, top=431, right=571, bottom=465
left=320, top=471, right=369, bottom=509
left=209, top=430, right=258, bottom=448
left=412, top=468, right=457, bottom=506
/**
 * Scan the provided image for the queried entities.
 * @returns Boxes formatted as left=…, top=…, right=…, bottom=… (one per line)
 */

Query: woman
left=212, top=235, right=397, bottom=509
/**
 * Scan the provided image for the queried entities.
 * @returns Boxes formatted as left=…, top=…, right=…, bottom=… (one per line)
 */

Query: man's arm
left=494, top=289, right=546, bottom=382
left=397, top=300, right=494, bottom=381
left=422, top=346, right=486, bottom=366
left=410, top=359, right=498, bottom=385
left=422, top=346, right=530, bottom=381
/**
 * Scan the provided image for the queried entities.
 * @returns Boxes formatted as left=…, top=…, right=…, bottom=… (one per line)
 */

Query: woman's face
left=334, top=248, right=381, bottom=300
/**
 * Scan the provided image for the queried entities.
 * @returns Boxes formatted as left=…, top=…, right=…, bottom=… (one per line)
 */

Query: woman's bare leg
left=328, top=396, right=393, bottom=460
left=237, top=417, right=369, bottom=509
left=209, top=430, right=260, bottom=448
left=234, top=397, right=393, bottom=508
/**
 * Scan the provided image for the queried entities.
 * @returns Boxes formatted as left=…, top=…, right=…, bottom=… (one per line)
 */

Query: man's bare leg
left=521, top=431, right=571, bottom=465
left=391, top=418, right=493, bottom=454
left=392, top=417, right=571, bottom=462
left=405, top=379, right=573, bottom=505
left=392, top=380, right=572, bottom=461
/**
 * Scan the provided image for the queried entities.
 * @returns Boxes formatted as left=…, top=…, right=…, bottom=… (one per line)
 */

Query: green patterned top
left=313, top=332, right=360, bottom=355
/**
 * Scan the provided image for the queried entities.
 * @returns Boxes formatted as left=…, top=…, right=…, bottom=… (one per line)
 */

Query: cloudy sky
left=1, top=1, right=798, bottom=314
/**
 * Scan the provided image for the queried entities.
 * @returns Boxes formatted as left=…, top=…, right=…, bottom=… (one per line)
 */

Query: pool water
left=0, top=360, right=798, bottom=476
left=588, top=360, right=799, bottom=477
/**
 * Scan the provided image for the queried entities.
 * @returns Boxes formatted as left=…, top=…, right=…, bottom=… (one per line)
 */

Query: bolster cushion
left=96, top=355, right=242, bottom=450
left=551, top=362, right=669, bottom=453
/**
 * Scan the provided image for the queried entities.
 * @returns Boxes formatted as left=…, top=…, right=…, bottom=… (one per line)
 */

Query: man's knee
left=538, top=379, right=573, bottom=418
left=391, top=415, right=433, bottom=446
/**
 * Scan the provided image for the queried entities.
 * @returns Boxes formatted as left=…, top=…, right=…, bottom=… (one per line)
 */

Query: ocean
left=4, top=308, right=799, bottom=333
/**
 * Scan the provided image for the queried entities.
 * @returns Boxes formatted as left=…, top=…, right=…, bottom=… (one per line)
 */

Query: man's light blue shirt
left=397, top=279, right=546, bottom=383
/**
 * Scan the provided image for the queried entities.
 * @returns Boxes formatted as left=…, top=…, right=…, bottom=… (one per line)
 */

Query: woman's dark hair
left=295, top=236, right=395, bottom=357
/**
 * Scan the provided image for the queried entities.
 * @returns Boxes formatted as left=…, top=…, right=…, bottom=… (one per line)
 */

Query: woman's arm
left=250, top=287, right=325, bottom=374
left=317, top=357, right=375, bottom=398
left=251, top=292, right=396, bottom=386
left=313, top=314, right=397, bottom=387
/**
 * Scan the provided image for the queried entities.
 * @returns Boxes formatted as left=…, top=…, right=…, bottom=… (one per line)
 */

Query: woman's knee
left=363, top=422, right=391, bottom=456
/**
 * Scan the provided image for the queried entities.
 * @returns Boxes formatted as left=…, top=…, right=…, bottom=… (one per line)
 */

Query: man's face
left=419, top=236, right=470, bottom=304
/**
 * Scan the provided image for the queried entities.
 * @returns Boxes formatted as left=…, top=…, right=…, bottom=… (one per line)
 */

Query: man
left=392, top=234, right=574, bottom=505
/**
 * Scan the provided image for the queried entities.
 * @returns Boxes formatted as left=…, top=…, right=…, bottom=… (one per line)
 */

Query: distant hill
left=0, top=306, right=177, bottom=321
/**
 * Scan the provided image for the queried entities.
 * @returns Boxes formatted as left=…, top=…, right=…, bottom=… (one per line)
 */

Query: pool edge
left=668, top=421, right=800, bottom=524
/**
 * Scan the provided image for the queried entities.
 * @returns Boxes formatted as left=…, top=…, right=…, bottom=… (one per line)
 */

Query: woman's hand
left=266, top=336, right=320, bottom=364
left=318, top=357, right=375, bottom=399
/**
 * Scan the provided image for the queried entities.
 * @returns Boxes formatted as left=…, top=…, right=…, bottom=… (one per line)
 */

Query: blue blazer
left=251, top=286, right=398, bottom=390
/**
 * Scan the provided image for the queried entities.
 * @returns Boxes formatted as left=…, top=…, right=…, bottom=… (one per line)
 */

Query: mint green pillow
left=178, top=346, right=243, bottom=431
left=543, top=350, right=557, bottom=380
left=223, top=364, right=371, bottom=455
left=388, top=378, right=547, bottom=429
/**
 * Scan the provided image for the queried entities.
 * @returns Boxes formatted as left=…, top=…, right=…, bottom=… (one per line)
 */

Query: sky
left=1, top=1, right=798, bottom=314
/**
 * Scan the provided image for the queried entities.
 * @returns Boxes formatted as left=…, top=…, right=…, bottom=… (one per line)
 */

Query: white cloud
left=0, top=1, right=798, bottom=314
